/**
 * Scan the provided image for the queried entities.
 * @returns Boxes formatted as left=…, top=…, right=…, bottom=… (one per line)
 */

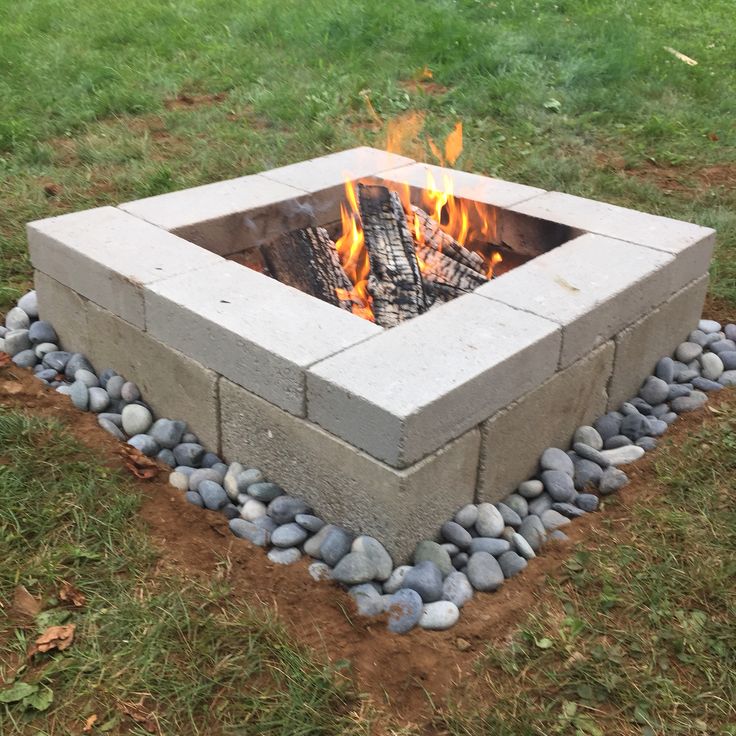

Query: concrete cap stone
left=27, top=206, right=223, bottom=328
left=476, top=233, right=676, bottom=367
left=144, top=260, right=382, bottom=416
left=307, top=294, right=561, bottom=468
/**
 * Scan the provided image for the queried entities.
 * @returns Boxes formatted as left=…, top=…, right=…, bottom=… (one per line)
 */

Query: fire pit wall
left=27, top=148, right=714, bottom=562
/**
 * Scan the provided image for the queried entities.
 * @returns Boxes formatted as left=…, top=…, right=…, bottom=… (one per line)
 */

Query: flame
left=445, top=122, right=463, bottom=166
left=487, top=251, right=503, bottom=279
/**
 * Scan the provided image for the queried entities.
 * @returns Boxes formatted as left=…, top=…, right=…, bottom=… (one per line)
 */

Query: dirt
left=0, top=300, right=732, bottom=728
left=164, top=91, right=229, bottom=110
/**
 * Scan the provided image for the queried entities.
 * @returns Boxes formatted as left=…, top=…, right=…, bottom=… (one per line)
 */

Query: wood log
left=358, top=184, right=428, bottom=328
left=261, top=226, right=354, bottom=311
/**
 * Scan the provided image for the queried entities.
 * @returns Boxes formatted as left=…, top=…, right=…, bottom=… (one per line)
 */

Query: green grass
left=1, top=0, right=735, bottom=308
left=0, top=409, right=367, bottom=735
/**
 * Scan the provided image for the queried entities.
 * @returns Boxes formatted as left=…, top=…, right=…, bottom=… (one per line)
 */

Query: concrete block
left=607, top=275, right=709, bottom=410
left=476, top=233, right=675, bottom=368
left=119, top=174, right=307, bottom=256
left=144, top=260, right=382, bottom=417
left=477, top=341, right=614, bottom=502
left=220, top=378, right=481, bottom=563
left=34, top=271, right=89, bottom=354
left=84, top=301, right=220, bottom=451
left=307, top=294, right=561, bottom=468
left=508, top=191, right=716, bottom=289
left=27, top=206, right=222, bottom=328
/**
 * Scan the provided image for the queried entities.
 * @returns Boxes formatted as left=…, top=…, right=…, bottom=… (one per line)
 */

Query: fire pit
left=27, top=147, right=714, bottom=560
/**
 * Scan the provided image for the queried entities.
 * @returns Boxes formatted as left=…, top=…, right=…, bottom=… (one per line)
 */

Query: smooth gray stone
left=320, top=526, right=354, bottom=566
left=475, top=503, right=505, bottom=537
left=725, top=324, right=736, bottom=341
left=517, top=479, right=544, bottom=498
left=352, top=536, right=393, bottom=581
left=719, top=370, right=736, bottom=386
left=199, top=480, right=229, bottom=510
left=172, top=443, right=205, bottom=467
left=573, top=425, right=603, bottom=450
left=295, top=514, right=325, bottom=533
left=28, top=321, right=57, bottom=345
left=127, top=434, right=159, bottom=457
left=182, top=432, right=199, bottom=444
left=599, top=466, right=629, bottom=495
left=550, top=530, right=569, bottom=542
left=349, top=584, right=384, bottom=616
left=441, top=571, right=473, bottom=608
left=599, top=445, right=645, bottom=465
left=650, top=403, right=669, bottom=419
left=88, top=387, right=110, bottom=413
left=441, top=543, right=460, bottom=557
left=156, top=449, right=176, bottom=467
left=573, top=442, right=611, bottom=468
left=267, top=547, right=302, bottom=565
left=468, top=537, right=511, bottom=556
left=400, top=560, right=443, bottom=602
left=268, top=495, right=312, bottom=525
left=42, top=350, right=71, bottom=372
left=644, top=416, right=668, bottom=436
left=698, top=318, right=721, bottom=333
left=211, top=462, right=228, bottom=476
left=620, top=401, right=639, bottom=417
left=229, top=518, right=269, bottom=546
left=466, top=552, right=504, bottom=592
left=271, top=522, right=308, bottom=548
left=693, top=376, right=723, bottom=392
left=12, top=349, right=37, bottom=368
left=620, top=412, right=648, bottom=441
left=169, top=471, right=190, bottom=491
left=699, top=352, right=724, bottom=381
left=36, top=368, right=57, bottom=382
left=188, top=467, right=224, bottom=491
left=541, top=509, right=570, bottom=531
left=414, top=540, right=453, bottom=576
left=120, top=381, right=140, bottom=402
left=708, top=339, right=736, bottom=355
left=552, top=502, right=586, bottom=518
left=386, top=589, right=423, bottom=634
left=718, top=351, right=736, bottom=371
left=185, top=491, right=204, bottom=508
left=688, top=330, right=710, bottom=347
left=98, top=368, right=117, bottom=387
left=34, top=342, right=59, bottom=360
left=668, top=383, right=692, bottom=400
left=496, top=502, right=521, bottom=527
left=174, top=466, right=196, bottom=477
left=200, top=452, right=221, bottom=468
left=17, top=291, right=38, bottom=319
left=98, top=417, right=125, bottom=440
left=304, top=524, right=334, bottom=558
left=498, top=550, right=527, bottom=578
left=504, top=493, right=529, bottom=518
left=98, top=412, right=123, bottom=427
left=519, top=515, right=546, bottom=553
left=247, top=482, right=283, bottom=503
left=594, top=413, right=623, bottom=441
left=575, top=493, right=599, bottom=512
left=235, top=468, right=266, bottom=493
left=56, top=385, right=72, bottom=396
left=675, top=342, right=702, bottom=363
left=541, top=470, right=576, bottom=502
left=0, top=325, right=5, bottom=337
left=528, top=492, right=553, bottom=516
left=441, top=521, right=472, bottom=549
left=253, top=516, right=278, bottom=534
left=662, top=412, right=678, bottom=424
left=149, top=418, right=186, bottom=449
left=676, top=368, right=700, bottom=383
left=654, top=357, right=675, bottom=383
left=4, top=329, right=31, bottom=357
left=637, top=437, right=658, bottom=451
left=672, top=392, right=708, bottom=413
left=221, top=504, right=240, bottom=521
left=454, top=503, right=478, bottom=528
left=121, top=404, right=153, bottom=435
left=308, top=562, right=332, bottom=582
left=630, top=397, right=654, bottom=415
left=64, top=353, right=94, bottom=380
left=573, top=458, right=602, bottom=490
left=5, top=306, right=29, bottom=330
left=106, top=375, right=125, bottom=400
left=540, top=447, right=574, bottom=476
left=452, top=552, right=469, bottom=570
left=70, top=380, right=89, bottom=410
left=639, top=376, right=669, bottom=405
left=74, top=369, right=98, bottom=388
left=383, top=565, right=411, bottom=594
left=512, top=532, right=536, bottom=560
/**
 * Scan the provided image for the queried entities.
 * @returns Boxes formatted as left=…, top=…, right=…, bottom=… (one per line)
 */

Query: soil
left=0, top=302, right=732, bottom=729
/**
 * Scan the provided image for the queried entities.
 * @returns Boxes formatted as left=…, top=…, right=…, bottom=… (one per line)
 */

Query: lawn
left=1, top=0, right=735, bottom=733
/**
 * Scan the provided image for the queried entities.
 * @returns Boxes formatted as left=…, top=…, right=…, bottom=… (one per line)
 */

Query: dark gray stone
left=295, top=514, right=325, bottom=533
left=172, top=443, right=205, bottom=467
left=64, top=353, right=94, bottom=380
left=199, top=480, right=229, bottom=510
left=719, top=370, right=736, bottom=386
left=599, top=466, right=629, bottom=495
left=495, top=502, right=522, bottom=527
left=98, top=417, right=125, bottom=440
left=639, top=375, right=669, bottom=405
left=150, top=418, right=186, bottom=449
left=320, top=526, right=354, bottom=566
left=552, top=502, right=586, bottom=518
left=541, top=509, right=570, bottom=530
left=725, top=324, right=736, bottom=342
left=127, top=434, right=159, bottom=456
left=718, top=351, right=736, bottom=371
left=247, top=482, right=284, bottom=503
left=575, top=493, right=599, bottom=512
left=620, top=412, right=648, bottom=441
left=527, top=492, right=553, bottom=516
left=42, top=350, right=71, bottom=372
left=441, top=521, right=472, bottom=549
left=271, top=522, right=308, bottom=548
left=573, top=442, right=610, bottom=468
left=221, top=504, right=240, bottom=520
left=268, top=495, right=312, bottom=525
left=519, top=514, right=546, bottom=553
left=466, top=552, right=504, bottom=592
left=156, top=448, right=176, bottom=467
left=386, top=589, right=423, bottom=634
left=693, top=376, right=723, bottom=392
left=229, top=518, right=269, bottom=546
left=504, top=493, right=529, bottom=518
left=629, top=397, right=653, bottom=415
left=185, top=491, right=204, bottom=508
left=573, top=458, right=602, bottom=490
left=540, top=447, right=574, bottom=476
left=452, top=552, right=469, bottom=570
left=668, top=383, right=692, bottom=400
left=401, top=560, right=444, bottom=602
left=468, top=537, right=511, bottom=556
left=594, top=413, right=623, bottom=441
left=636, top=437, right=658, bottom=451
left=498, top=551, right=527, bottom=578
left=708, top=339, right=736, bottom=355
left=541, top=470, right=576, bottom=502
left=654, top=357, right=675, bottom=383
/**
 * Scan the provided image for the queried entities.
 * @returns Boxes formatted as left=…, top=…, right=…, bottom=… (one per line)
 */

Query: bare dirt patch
left=164, top=91, right=229, bottom=110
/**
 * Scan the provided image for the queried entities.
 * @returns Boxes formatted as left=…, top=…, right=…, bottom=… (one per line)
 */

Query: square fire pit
left=27, top=148, right=714, bottom=560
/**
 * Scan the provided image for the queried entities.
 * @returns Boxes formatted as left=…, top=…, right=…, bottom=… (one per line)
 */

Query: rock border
left=3, top=291, right=733, bottom=633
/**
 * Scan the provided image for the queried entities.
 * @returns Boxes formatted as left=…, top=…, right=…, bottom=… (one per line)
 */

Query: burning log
left=261, top=226, right=354, bottom=311
left=358, top=184, right=429, bottom=328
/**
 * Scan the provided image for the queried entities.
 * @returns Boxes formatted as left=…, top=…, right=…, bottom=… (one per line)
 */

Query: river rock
left=333, top=552, right=377, bottom=585
left=496, top=502, right=522, bottom=527
left=308, top=562, right=332, bottom=582
left=185, top=491, right=204, bottom=507
left=575, top=493, right=599, bottom=512
left=401, top=561, right=444, bottom=602
left=541, top=470, right=576, bottom=502
left=69, top=380, right=89, bottom=410
left=599, top=466, right=629, bottom=494
left=246, top=482, right=284, bottom=505
left=573, top=442, right=610, bottom=468
left=352, top=536, right=393, bottom=580
left=320, top=526, right=354, bottom=566
left=708, top=339, right=736, bottom=355
left=512, top=532, right=536, bottom=560
left=27, top=320, right=57, bottom=345
left=719, top=370, right=736, bottom=386
left=441, top=521, right=472, bottom=548
left=384, top=565, right=411, bottom=594
left=199, top=480, right=229, bottom=510
left=519, top=515, right=546, bottom=553
left=518, top=479, right=544, bottom=498
left=295, top=514, right=325, bottom=533
left=271, top=522, right=308, bottom=548
left=528, top=492, right=553, bottom=516
left=599, top=445, right=645, bottom=466
left=240, top=498, right=268, bottom=521
left=4, top=329, right=31, bottom=357
left=419, top=601, right=460, bottom=630
left=454, top=503, right=478, bottom=528
left=573, top=425, right=603, bottom=450
left=552, top=502, right=586, bottom=518
left=620, top=412, right=648, bottom=441
left=268, top=547, right=302, bottom=565
left=675, top=342, right=702, bottom=363
left=469, top=537, right=511, bottom=556
left=504, top=493, right=529, bottom=518
left=654, top=356, right=675, bottom=383
left=540, top=447, right=574, bottom=475
left=17, top=291, right=38, bottom=318
left=149, top=418, right=186, bottom=449
left=441, top=571, right=473, bottom=608
left=700, top=352, right=724, bottom=381
left=386, top=589, right=423, bottom=634
left=594, top=412, right=623, bottom=441
left=572, top=458, right=603, bottom=490
left=304, top=524, right=334, bottom=558
left=718, top=351, right=736, bottom=371
left=349, top=584, right=384, bottom=616
left=498, top=550, right=527, bottom=578
left=475, top=502, right=505, bottom=537
left=541, top=509, right=570, bottom=530
left=5, top=307, right=29, bottom=330
left=122, top=404, right=153, bottom=435
left=671, top=391, right=708, bottom=413
left=99, top=417, right=125, bottom=440
left=698, top=318, right=721, bottom=333
left=267, top=495, right=312, bottom=525
left=229, top=518, right=269, bottom=546
left=12, top=349, right=37, bottom=368
left=639, top=375, right=669, bottom=405
left=466, top=552, right=504, bottom=592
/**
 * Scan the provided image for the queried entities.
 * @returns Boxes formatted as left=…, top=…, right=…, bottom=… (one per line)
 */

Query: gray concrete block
left=477, top=342, right=614, bottom=502
left=607, top=275, right=709, bottom=410
left=27, top=206, right=222, bottom=328
left=84, top=301, right=221, bottom=451
left=34, top=270, right=90, bottom=354
left=508, top=191, right=715, bottom=290
left=220, top=378, right=480, bottom=563
left=144, top=260, right=382, bottom=417
left=307, top=294, right=561, bottom=468
left=476, top=233, right=675, bottom=368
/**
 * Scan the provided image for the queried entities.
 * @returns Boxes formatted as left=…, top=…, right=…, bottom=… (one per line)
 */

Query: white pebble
left=419, top=601, right=460, bottom=630
left=599, top=445, right=646, bottom=466
left=240, top=498, right=267, bottom=521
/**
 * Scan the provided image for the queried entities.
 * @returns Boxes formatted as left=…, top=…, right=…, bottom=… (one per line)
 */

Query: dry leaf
left=83, top=714, right=98, bottom=732
left=1, top=380, right=23, bottom=394
left=59, top=581, right=86, bottom=608
left=28, top=624, right=76, bottom=656
left=12, top=585, right=43, bottom=618
left=119, top=445, right=160, bottom=480
left=663, top=46, right=698, bottom=65
left=0, top=354, right=11, bottom=367
left=119, top=700, right=157, bottom=734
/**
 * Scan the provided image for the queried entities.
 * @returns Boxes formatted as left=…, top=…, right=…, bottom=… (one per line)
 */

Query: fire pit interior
left=27, top=147, right=714, bottom=560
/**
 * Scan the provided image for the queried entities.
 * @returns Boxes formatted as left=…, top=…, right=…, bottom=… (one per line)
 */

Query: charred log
left=262, top=226, right=354, bottom=311
left=358, top=184, right=428, bottom=328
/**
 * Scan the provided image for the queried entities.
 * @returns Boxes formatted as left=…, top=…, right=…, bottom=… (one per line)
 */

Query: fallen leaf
left=708, top=131, right=719, bottom=141
left=23, top=687, right=54, bottom=712
left=119, top=700, right=157, bottom=734
left=663, top=46, right=698, bottom=65
left=59, top=581, right=86, bottom=608
left=83, top=714, right=98, bottom=732
left=0, top=681, right=38, bottom=704
left=43, top=182, right=61, bottom=197
left=119, top=445, right=160, bottom=480
left=28, top=624, right=76, bottom=657
left=12, top=585, right=43, bottom=618
left=1, top=380, right=23, bottom=394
